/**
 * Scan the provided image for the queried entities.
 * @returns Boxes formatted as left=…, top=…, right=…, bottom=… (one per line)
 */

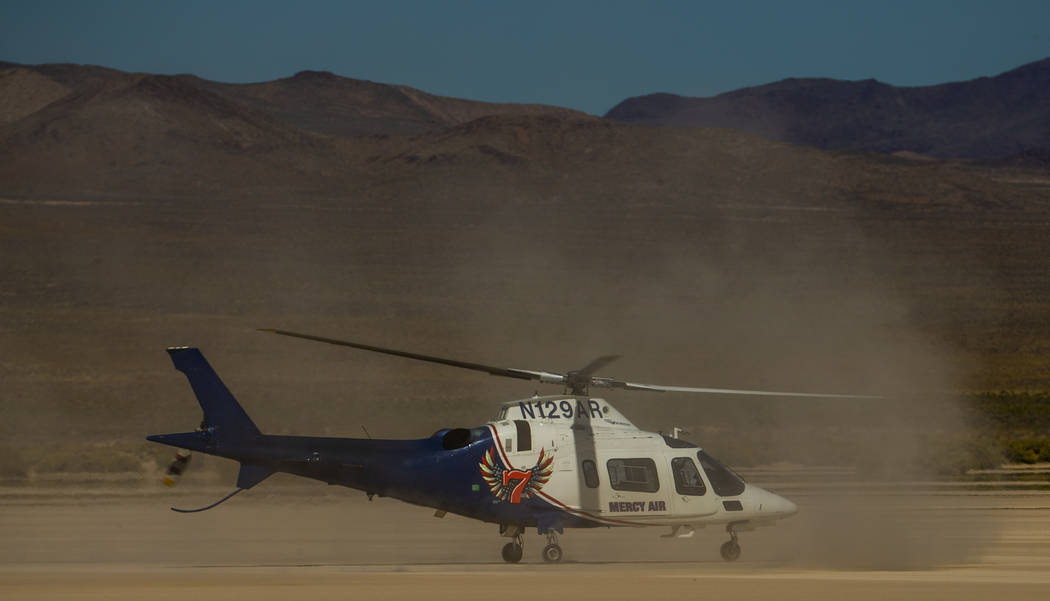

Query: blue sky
left=2, top=1, right=1048, bottom=115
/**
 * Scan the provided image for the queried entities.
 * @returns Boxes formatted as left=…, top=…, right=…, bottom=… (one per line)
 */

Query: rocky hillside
left=197, top=69, right=586, bottom=138
left=0, top=71, right=345, bottom=197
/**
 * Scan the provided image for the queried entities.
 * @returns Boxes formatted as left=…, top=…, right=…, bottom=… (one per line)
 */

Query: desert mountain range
left=0, top=59, right=1046, bottom=203
left=606, top=58, right=1050, bottom=160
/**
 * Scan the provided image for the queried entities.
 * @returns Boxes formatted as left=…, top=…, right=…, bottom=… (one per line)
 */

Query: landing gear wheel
left=720, top=523, right=742, bottom=562
left=720, top=540, right=741, bottom=562
left=541, top=529, right=562, bottom=564
left=501, top=542, right=523, bottom=563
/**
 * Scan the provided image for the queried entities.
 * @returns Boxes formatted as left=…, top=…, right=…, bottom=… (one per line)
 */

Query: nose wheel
left=720, top=540, right=741, bottom=561
left=720, top=524, right=741, bottom=562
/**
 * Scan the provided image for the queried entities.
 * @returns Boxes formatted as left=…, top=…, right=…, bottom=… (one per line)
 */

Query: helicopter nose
left=750, top=486, right=798, bottom=518
left=777, top=494, right=798, bottom=517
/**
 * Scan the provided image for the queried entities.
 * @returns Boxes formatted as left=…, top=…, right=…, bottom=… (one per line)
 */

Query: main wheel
left=542, top=543, right=563, bottom=563
left=719, top=540, right=741, bottom=562
left=501, top=542, right=523, bottom=563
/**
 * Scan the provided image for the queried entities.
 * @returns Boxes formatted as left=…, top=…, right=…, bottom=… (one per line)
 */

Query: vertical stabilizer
left=167, top=347, right=261, bottom=439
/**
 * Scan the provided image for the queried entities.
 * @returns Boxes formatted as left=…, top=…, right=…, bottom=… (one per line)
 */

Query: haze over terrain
left=606, top=58, right=1050, bottom=161
left=0, top=59, right=1048, bottom=477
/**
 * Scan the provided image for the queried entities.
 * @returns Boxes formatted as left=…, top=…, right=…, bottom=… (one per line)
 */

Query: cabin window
left=606, top=458, right=659, bottom=493
left=697, top=450, right=746, bottom=497
left=671, top=457, right=707, bottom=496
left=582, top=460, right=599, bottom=488
left=514, top=420, right=532, bottom=452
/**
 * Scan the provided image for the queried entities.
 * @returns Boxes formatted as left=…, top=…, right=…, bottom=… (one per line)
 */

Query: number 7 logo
left=502, top=469, right=533, bottom=504
left=479, top=446, right=555, bottom=504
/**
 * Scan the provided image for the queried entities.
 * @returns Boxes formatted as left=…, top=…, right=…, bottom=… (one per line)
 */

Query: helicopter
left=147, top=329, right=876, bottom=563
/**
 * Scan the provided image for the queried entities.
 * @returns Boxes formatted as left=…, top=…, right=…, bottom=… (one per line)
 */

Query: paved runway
left=3, top=482, right=1049, bottom=600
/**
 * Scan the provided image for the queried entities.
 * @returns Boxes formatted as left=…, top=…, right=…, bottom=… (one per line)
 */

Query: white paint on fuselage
left=488, top=396, right=798, bottom=528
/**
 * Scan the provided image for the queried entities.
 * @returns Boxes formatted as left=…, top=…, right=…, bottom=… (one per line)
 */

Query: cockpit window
left=696, top=450, right=746, bottom=497
left=671, top=457, right=707, bottom=496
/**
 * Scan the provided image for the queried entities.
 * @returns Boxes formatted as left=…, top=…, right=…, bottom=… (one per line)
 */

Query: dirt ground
left=2, top=484, right=1048, bottom=600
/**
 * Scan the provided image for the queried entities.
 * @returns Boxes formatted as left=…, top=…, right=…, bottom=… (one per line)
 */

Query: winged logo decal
left=478, top=446, right=554, bottom=504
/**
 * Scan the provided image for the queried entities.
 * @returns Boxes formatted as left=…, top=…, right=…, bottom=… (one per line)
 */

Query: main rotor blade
left=260, top=329, right=881, bottom=399
left=259, top=329, right=554, bottom=383
left=619, top=381, right=882, bottom=399
left=575, top=355, right=621, bottom=378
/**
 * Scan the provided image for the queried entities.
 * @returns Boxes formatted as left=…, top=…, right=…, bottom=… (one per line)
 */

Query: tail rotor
left=161, top=450, right=193, bottom=487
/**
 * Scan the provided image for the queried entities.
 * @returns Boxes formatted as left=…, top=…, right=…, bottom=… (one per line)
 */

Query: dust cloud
left=781, top=492, right=1000, bottom=569
left=1, top=183, right=1000, bottom=569
left=401, top=200, right=997, bottom=569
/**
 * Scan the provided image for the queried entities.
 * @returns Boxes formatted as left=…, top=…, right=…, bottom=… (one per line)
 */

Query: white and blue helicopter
left=149, top=330, right=873, bottom=563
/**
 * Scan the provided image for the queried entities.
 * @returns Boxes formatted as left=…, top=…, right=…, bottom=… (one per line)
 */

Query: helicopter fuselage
left=149, top=345, right=805, bottom=562
left=150, top=395, right=797, bottom=534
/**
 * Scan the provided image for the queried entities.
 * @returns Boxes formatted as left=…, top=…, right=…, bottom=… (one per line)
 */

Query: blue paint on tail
left=236, top=463, right=273, bottom=489
left=166, top=347, right=261, bottom=440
